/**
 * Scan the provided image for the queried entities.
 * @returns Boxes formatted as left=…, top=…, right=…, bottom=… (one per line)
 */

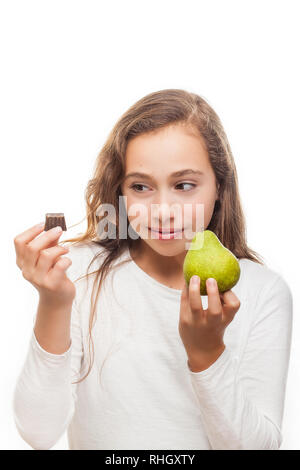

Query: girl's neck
left=129, top=240, right=187, bottom=290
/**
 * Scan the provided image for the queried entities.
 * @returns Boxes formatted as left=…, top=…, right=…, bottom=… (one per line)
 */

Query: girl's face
left=120, top=123, right=219, bottom=257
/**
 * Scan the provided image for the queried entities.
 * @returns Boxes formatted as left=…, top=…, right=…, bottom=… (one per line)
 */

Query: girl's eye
left=130, top=182, right=196, bottom=192
left=175, top=182, right=196, bottom=191
left=130, top=184, right=149, bottom=192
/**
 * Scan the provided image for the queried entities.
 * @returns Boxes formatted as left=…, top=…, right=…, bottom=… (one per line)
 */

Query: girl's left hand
left=179, top=275, right=241, bottom=371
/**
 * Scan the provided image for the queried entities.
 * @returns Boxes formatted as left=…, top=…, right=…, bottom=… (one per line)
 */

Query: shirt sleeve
left=12, top=296, right=83, bottom=450
left=188, top=274, right=293, bottom=450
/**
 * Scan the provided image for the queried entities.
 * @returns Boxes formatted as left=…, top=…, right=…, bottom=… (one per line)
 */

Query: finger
left=221, top=289, right=240, bottom=307
left=188, top=275, right=203, bottom=314
left=47, top=256, right=72, bottom=283
left=14, top=223, right=45, bottom=265
left=36, top=245, right=70, bottom=277
left=221, top=290, right=241, bottom=324
left=29, top=225, right=64, bottom=252
left=206, top=278, right=223, bottom=324
left=23, top=226, right=63, bottom=270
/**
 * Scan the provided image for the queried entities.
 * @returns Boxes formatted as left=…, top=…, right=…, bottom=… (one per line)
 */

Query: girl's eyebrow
left=123, top=169, right=204, bottom=181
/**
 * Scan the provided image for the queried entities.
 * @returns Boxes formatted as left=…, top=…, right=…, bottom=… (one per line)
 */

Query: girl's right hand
left=14, top=223, right=76, bottom=307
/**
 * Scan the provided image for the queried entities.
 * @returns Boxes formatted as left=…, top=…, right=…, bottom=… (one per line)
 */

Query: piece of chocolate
left=44, top=213, right=67, bottom=231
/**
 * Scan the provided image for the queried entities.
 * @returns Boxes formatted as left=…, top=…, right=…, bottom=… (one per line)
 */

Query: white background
left=1, top=0, right=299, bottom=450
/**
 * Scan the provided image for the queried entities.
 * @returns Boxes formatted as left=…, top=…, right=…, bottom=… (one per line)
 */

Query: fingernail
left=52, top=226, right=63, bottom=233
left=36, top=222, right=44, bottom=228
left=191, top=275, right=200, bottom=284
left=207, top=278, right=216, bottom=287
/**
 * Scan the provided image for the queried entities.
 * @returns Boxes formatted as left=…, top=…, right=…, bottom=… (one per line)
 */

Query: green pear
left=183, top=230, right=241, bottom=295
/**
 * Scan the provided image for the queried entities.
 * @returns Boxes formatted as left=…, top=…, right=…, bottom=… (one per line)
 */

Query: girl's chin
left=142, top=238, right=188, bottom=254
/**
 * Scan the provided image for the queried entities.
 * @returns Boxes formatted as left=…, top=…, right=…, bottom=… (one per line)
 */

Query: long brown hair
left=62, top=88, right=264, bottom=384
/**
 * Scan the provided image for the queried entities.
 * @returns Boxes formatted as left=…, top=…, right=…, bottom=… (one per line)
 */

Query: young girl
left=13, top=89, right=293, bottom=450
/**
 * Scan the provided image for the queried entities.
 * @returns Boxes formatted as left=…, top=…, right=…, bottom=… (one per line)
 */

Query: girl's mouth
left=148, top=227, right=183, bottom=240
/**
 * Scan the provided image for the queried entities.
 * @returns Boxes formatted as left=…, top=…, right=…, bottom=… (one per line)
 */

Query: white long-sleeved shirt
left=13, top=241, right=293, bottom=450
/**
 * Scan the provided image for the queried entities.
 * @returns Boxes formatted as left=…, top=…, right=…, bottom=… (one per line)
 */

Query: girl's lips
left=148, top=227, right=182, bottom=233
left=148, top=228, right=183, bottom=240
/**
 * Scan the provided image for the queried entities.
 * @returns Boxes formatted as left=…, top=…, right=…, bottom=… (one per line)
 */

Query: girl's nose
left=150, top=202, right=178, bottom=228
left=150, top=190, right=182, bottom=226
left=158, top=203, right=174, bottom=225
